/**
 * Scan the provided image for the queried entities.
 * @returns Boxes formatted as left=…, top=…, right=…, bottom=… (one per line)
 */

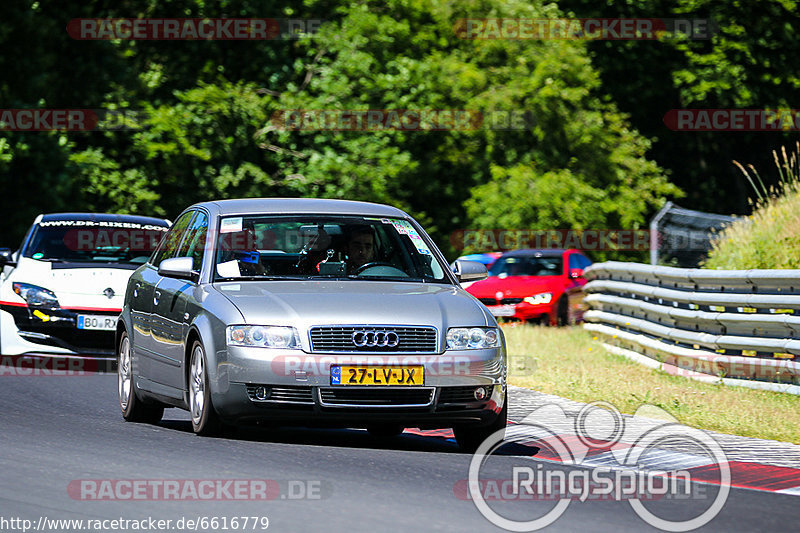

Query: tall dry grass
left=704, top=143, right=800, bottom=269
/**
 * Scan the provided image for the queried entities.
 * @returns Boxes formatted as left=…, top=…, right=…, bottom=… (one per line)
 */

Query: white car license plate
left=489, top=305, right=516, bottom=317
left=77, top=315, right=116, bottom=331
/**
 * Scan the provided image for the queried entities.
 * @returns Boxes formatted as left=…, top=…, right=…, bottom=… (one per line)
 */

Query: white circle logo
left=466, top=401, right=731, bottom=532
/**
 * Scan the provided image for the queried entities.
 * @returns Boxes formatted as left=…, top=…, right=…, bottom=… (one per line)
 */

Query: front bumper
left=0, top=305, right=118, bottom=356
left=486, top=302, right=554, bottom=321
left=210, top=346, right=506, bottom=428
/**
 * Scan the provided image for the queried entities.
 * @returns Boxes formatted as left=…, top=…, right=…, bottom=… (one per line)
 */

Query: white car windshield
left=212, top=215, right=449, bottom=282
left=23, top=222, right=169, bottom=264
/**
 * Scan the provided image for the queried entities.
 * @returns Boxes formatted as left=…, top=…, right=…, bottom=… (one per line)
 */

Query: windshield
left=23, top=221, right=169, bottom=264
left=488, top=255, right=563, bottom=277
left=213, top=215, right=450, bottom=283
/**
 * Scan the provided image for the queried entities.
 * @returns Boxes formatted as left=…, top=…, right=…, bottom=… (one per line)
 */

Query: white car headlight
left=446, top=327, right=500, bottom=350
left=523, top=292, right=552, bottom=305
left=226, top=325, right=301, bottom=349
left=12, top=282, right=60, bottom=308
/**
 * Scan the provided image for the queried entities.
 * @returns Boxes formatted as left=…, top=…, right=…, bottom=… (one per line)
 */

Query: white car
left=0, top=213, right=169, bottom=357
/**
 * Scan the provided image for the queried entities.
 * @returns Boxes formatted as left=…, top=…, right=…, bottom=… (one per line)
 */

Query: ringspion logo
left=464, top=402, right=730, bottom=531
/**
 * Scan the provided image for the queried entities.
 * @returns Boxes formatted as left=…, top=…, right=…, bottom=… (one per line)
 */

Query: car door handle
left=153, top=290, right=161, bottom=306
left=133, top=282, right=141, bottom=298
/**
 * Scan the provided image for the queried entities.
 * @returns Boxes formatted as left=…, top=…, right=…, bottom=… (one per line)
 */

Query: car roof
left=39, top=213, right=170, bottom=226
left=499, top=249, right=573, bottom=258
left=193, top=198, right=410, bottom=218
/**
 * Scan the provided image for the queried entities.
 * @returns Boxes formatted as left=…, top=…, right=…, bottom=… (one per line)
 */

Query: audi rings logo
left=351, top=330, right=400, bottom=348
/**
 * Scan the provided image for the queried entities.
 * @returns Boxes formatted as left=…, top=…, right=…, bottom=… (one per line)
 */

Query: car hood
left=4, top=258, right=134, bottom=309
left=466, top=275, right=562, bottom=299
left=213, top=280, right=490, bottom=331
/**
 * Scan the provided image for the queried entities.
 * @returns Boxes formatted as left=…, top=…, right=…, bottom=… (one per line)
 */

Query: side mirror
left=569, top=268, right=584, bottom=279
left=451, top=259, right=488, bottom=282
left=0, top=248, right=16, bottom=267
left=158, top=256, right=198, bottom=281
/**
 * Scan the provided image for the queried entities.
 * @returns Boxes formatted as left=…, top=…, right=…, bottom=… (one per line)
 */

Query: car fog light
left=254, top=386, right=269, bottom=401
left=474, top=386, right=488, bottom=401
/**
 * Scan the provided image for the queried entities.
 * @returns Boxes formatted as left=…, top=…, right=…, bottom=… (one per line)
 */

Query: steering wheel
left=354, top=262, right=408, bottom=277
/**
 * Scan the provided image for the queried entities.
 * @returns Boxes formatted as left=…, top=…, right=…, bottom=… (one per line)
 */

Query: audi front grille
left=309, top=326, right=438, bottom=353
left=318, top=387, right=435, bottom=407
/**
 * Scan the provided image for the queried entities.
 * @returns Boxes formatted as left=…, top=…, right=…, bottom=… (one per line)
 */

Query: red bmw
left=464, top=249, right=592, bottom=325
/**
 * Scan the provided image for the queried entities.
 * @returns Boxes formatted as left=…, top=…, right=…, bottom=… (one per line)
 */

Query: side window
left=179, top=211, right=209, bottom=271
left=151, top=211, right=194, bottom=267
left=577, top=254, right=593, bottom=269
left=568, top=254, right=581, bottom=270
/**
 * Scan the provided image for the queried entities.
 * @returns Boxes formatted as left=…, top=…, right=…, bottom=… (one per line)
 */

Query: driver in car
left=345, top=226, right=375, bottom=273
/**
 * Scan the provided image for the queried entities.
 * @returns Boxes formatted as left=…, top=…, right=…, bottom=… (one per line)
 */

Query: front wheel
left=189, top=340, right=222, bottom=436
left=118, top=332, right=163, bottom=424
left=556, top=296, right=569, bottom=326
left=454, top=400, right=507, bottom=453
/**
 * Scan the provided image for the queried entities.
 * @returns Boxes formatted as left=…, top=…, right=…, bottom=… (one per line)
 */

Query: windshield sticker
left=392, top=220, right=409, bottom=235
left=392, top=220, right=432, bottom=255
left=216, top=260, right=241, bottom=278
left=220, top=217, right=243, bottom=234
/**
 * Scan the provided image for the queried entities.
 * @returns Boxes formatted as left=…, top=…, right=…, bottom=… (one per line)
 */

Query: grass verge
left=504, top=324, right=800, bottom=444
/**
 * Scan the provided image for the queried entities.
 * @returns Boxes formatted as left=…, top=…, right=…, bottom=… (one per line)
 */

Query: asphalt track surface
left=0, top=369, right=795, bottom=532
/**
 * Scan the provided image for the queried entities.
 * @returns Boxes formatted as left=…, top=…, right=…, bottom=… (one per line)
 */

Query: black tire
left=526, top=315, right=549, bottom=326
left=188, top=340, right=223, bottom=436
left=556, top=296, right=569, bottom=326
left=118, top=331, right=163, bottom=424
left=454, top=400, right=508, bottom=453
left=367, top=424, right=404, bottom=438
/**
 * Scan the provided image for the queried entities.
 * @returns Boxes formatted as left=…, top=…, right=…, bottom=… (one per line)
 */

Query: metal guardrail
left=582, top=262, right=800, bottom=388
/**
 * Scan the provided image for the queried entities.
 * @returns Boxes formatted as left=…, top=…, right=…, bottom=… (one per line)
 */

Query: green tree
left=259, top=0, right=679, bottom=257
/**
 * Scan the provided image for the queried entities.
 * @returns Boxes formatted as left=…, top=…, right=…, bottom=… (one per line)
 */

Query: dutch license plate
left=489, top=305, right=516, bottom=317
left=77, top=315, right=116, bottom=331
left=331, top=365, right=424, bottom=386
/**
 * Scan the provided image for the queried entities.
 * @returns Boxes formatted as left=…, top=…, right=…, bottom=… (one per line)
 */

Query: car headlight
left=12, top=282, right=60, bottom=308
left=523, top=292, right=552, bottom=305
left=226, top=325, right=301, bottom=349
left=446, top=327, right=500, bottom=350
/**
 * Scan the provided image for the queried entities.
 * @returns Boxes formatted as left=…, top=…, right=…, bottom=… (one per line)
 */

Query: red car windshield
left=488, top=255, right=563, bottom=277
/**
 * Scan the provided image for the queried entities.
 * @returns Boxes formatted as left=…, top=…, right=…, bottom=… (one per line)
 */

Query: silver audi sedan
left=116, top=198, right=506, bottom=451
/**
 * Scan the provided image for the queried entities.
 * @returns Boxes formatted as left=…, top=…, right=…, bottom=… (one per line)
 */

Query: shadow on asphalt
left=157, top=417, right=540, bottom=457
